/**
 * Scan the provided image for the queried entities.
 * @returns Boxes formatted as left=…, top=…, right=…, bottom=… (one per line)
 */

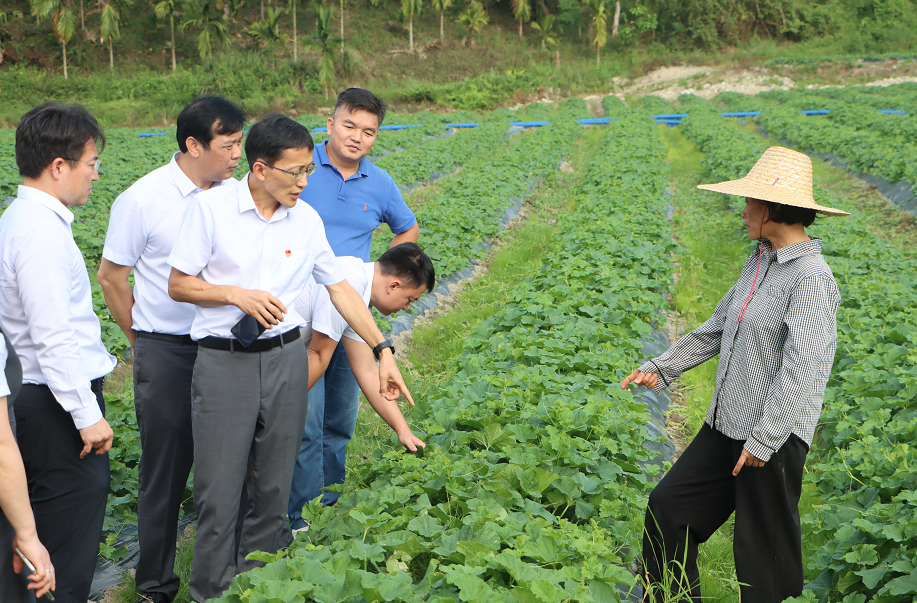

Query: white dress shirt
left=169, top=175, right=344, bottom=341
left=0, top=186, right=117, bottom=428
left=103, top=152, right=221, bottom=335
left=0, top=333, right=9, bottom=398
left=296, top=257, right=373, bottom=344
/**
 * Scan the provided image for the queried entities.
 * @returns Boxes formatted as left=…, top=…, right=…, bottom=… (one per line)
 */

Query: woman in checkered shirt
left=621, top=147, right=849, bottom=603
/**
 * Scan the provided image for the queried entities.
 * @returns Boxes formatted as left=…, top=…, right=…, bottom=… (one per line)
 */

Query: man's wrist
left=373, top=340, right=395, bottom=360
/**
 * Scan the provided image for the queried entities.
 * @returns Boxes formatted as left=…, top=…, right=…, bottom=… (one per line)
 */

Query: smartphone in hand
left=15, top=546, right=55, bottom=601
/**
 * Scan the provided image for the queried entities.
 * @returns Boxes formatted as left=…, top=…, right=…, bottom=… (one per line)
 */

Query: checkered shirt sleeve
left=639, top=238, right=840, bottom=461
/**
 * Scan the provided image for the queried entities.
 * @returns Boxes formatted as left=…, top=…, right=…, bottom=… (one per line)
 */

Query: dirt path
left=609, top=62, right=917, bottom=101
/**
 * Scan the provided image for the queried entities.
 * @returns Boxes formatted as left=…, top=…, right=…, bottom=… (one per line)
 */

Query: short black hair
left=377, top=242, right=435, bottom=292
left=761, top=200, right=817, bottom=228
left=245, top=113, right=314, bottom=170
left=176, top=96, right=245, bottom=153
left=333, top=88, right=387, bottom=125
left=15, top=103, right=106, bottom=179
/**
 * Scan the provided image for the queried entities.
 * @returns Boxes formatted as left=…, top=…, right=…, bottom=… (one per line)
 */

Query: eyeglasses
left=256, top=161, right=316, bottom=180
left=64, top=157, right=102, bottom=172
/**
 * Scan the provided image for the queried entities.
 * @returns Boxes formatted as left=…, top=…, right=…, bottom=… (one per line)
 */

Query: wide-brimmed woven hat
left=697, top=146, right=850, bottom=216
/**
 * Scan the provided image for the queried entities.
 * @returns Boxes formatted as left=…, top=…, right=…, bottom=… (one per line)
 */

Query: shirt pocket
left=766, top=285, right=789, bottom=299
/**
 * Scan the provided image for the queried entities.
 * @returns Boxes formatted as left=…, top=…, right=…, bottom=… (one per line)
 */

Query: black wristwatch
left=372, top=339, right=395, bottom=360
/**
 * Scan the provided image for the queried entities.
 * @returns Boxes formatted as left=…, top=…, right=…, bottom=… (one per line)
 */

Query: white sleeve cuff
left=101, top=247, right=139, bottom=268
left=69, top=391, right=104, bottom=430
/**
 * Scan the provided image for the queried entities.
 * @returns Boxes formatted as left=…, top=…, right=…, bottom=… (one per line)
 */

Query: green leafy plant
left=30, top=0, right=77, bottom=79
left=457, top=1, right=488, bottom=34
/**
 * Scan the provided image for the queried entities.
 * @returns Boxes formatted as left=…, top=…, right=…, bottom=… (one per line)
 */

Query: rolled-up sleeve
left=638, top=283, right=737, bottom=394
left=15, top=227, right=102, bottom=428
left=745, top=275, right=838, bottom=461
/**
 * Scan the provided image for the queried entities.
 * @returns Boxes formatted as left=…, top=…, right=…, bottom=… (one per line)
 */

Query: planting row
left=676, top=94, right=917, bottom=603
left=754, top=89, right=917, bottom=145
left=369, top=98, right=589, bottom=276
left=713, top=91, right=917, bottom=200
left=215, top=110, right=675, bottom=603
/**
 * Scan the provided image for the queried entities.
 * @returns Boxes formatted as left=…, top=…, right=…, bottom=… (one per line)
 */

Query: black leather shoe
left=134, top=593, right=171, bottom=603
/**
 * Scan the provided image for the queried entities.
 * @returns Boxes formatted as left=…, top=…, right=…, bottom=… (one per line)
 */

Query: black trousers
left=14, top=382, right=110, bottom=603
left=133, top=336, right=198, bottom=600
left=643, top=423, right=808, bottom=603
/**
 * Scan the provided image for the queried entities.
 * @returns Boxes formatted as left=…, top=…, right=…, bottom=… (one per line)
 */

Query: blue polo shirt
left=301, top=142, right=417, bottom=261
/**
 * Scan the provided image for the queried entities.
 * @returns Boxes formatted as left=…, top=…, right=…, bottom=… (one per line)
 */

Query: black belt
left=136, top=331, right=197, bottom=346
left=90, top=377, right=105, bottom=395
left=198, top=329, right=301, bottom=353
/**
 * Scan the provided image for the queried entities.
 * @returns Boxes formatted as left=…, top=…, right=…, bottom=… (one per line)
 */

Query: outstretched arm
left=342, top=337, right=424, bottom=452
left=325, top=280, right=413, bottom=405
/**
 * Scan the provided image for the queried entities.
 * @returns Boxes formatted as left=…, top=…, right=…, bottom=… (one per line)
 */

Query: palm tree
left=430, top=0, right=450, bottom=38
left=181, top=0, right=230, bottom=59
left=457, top=1, right=487, bottom=33
left=510, top=0, right=529, bottom=39
left=401, top=0, right=421, bottom=52
left=246, top=6, right=285, bottom=45
left=587, top=0, right=606, bottom=66
left=310, top=3, right=338, bottom=97
left=530, top=13, right=557, bottom=49
left=100, top=0, right=131, bottom=70
left=30, top=0, right=76, bottom=79
left=154, top=0, right=184, bottom=71
left=290, top=0, right=298, bottom=60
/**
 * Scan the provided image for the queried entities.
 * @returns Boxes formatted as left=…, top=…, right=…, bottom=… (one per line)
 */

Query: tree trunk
left=409, top=15, right=413, bottom=51
left=596, top=45, right=599, bottom=66
left=340, top=0, right=344, bottom=51
left=80, top=0, right=85, bottom=30
left=260, top=0, right=264, bottom=19
left=554, top=48, right=559, bottom=67
left=612, top=1, right=619, bottom=37
left=518, top=19, right=522, bottom=39
left=109, top=37, right=113, bottom=70
left=170, top=15, right=176, bottom=71
left=63, top=41, right=68, bottom=79
left=223, top=1, right=230, bottom=20
left=439, top=9, right=443, bottom=38
left=293, top=0, right=297, bottom=61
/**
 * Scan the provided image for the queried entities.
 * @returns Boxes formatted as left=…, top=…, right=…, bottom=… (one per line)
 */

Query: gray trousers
left=133, top=336, right=198, bottom=600
left=188, top=342, right=309, bottom=603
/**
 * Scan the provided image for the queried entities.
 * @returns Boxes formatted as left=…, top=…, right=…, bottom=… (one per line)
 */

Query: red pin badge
left=285, top=250, right=291, bottom=257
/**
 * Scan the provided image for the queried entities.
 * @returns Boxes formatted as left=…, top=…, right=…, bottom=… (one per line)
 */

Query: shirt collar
left=239, top=173, right=291, bottom=222
left=169, top=152, right=224, bottom=197
left=17, top=185, right=75, bottom=225
left=317, top=142, right=369, bottom=179
left=760, top=237, right=823, bottom=264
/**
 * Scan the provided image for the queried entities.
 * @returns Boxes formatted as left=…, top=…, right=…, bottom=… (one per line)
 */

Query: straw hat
left=697, top=146, right=850, bottom=216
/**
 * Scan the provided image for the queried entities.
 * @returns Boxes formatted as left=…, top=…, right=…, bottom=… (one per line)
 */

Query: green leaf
left=408, top=512, right=443, bottom=537
left=530, top=578, right=566, bottom=603
left=881, top=569, right=917, bottom=596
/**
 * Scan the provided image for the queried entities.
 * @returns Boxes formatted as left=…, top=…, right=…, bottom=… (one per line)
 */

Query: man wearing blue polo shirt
left=289, top=88, right=419, bottom=526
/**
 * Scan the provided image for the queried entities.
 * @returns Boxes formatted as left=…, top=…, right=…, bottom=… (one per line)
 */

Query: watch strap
left=372, top=339, right=395, bottom=360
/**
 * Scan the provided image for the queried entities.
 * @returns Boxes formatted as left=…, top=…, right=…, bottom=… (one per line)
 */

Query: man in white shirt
left=288, top=243, right=432, bottom=530
left=167, top=113, right=413, bottom=603
left=97, top=97, right=245, bottom=603
left=0, top=102, right=116, bottom=603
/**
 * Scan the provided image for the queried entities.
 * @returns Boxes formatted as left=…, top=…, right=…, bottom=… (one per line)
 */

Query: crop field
left=1, top=87, right=916, bottom=602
